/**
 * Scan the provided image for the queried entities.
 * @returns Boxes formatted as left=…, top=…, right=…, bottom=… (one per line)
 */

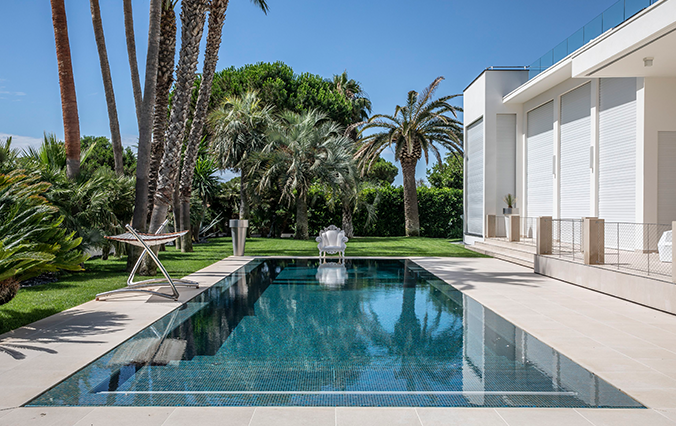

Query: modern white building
left=463, top=0, right=676, bottom=245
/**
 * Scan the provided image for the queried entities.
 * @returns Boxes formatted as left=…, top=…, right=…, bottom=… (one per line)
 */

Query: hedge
left=306, top=186, right=463, bottom=239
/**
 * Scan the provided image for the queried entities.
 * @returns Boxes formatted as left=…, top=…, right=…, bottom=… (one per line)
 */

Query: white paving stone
left=3, top=255, right=676, bottom=425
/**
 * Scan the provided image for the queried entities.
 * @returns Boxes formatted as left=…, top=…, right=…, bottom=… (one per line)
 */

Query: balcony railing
left=528, top=0, right=660, bottom=80
left=551, top=219, right=584, bottom=261
left=485, top=214, right=673, bottom=282
left=599, top=221, right=672, bottom=279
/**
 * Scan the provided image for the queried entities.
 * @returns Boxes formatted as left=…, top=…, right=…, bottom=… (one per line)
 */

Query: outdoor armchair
left=316, top=225, right=348, bottom=260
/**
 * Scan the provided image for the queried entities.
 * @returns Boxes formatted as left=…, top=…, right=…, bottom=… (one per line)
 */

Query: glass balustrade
left=528, top=0, right=658, bottom=80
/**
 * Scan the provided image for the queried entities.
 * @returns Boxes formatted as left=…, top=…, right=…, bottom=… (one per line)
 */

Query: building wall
left=463, top=70, right=527, bottom=243
left=643, top=77, right=676, bottom=224
left=464, top=72, right=676, bottom=239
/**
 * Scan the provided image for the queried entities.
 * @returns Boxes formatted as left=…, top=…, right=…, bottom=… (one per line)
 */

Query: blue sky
left=0, top=0, right=613, bottom=184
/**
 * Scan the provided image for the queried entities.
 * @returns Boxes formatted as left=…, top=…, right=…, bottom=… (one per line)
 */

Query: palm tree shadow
left=0, top=308, right=131, bottom=360
left=0, top=343, right=57, bottom=360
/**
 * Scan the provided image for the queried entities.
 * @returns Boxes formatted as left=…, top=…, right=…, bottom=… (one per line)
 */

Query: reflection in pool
left=28, top=259, right=643, bottom=408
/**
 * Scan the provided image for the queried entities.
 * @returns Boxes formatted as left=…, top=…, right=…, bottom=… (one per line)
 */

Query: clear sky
left=0, top=0, right=613, bottom=184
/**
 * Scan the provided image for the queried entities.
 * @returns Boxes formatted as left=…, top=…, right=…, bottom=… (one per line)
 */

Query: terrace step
left=478, top=238, right=537, bottom=254
left=466, top=240, right=535, bottom=269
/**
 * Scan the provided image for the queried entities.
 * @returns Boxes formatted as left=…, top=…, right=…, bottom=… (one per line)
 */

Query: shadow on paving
left=418, top=264, right=543, bottom=292
left=0, top=308, right=130, bottom=360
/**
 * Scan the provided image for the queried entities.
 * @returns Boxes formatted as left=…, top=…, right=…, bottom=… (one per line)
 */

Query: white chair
left=658, top=230, right=672, bottom=263
left=316, top=225, right=348, bottom=260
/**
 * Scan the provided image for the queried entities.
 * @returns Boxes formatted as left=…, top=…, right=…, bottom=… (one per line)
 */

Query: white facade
left=463, top=0, right=676, bottom=243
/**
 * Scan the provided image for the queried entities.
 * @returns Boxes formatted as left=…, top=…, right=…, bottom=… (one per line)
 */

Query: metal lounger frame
left=96, top=220, right=198, bottom=301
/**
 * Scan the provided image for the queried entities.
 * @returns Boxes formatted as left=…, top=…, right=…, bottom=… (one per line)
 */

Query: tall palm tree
left=90, top=0, right=124, bottom=176
left=178, top=0, right=268, bottom=252
left=209, top=92, right=274, bottom=225
left=50, top=0, right=80, bottom=180
left=123, top=0, right=163, bottom=271
left=261, top=111, right=356, bottom=240
left=357, top=77, right=462, bottom=236
left=147, top=0, right=209, bottom=236
left=330, top=72, right=371, bottom=237
left=148, top=0, right=178, bottom=218
left=331, top=71, right=372, bottom=132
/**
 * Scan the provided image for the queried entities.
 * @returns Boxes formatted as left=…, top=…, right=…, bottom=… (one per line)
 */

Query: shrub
left=306, top=185, right=463, bottom=238
left=0, top=171, right=88, bottom=304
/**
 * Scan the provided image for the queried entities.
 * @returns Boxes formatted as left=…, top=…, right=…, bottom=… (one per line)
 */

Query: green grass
left=0, top=237, right=482, bottom=335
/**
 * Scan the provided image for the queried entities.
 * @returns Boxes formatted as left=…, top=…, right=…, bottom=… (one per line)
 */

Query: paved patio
left=2, top=255, right=676, bottom=425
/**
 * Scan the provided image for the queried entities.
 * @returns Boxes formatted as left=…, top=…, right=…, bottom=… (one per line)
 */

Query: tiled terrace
left=2, top=256, right=676, bottom=425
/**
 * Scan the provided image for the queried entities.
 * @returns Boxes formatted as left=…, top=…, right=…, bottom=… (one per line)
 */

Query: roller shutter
left=466, top=119, right=484, bottom=235
left=598, top=78, right=636, bottom=223
left=560, top=83, right=591, bottom=219
left=527, top=101, right=554, bottom=218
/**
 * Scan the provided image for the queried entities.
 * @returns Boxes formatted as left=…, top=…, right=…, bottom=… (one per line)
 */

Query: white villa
left=462, top=0, right=676, bottom=310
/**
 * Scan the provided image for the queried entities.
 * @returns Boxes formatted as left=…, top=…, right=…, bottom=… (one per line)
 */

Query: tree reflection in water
left=27, top=259, right=641, bottom=408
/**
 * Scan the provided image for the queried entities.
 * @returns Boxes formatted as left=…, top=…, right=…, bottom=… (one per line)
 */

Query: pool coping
left=1, top=255, right=676, bottom=425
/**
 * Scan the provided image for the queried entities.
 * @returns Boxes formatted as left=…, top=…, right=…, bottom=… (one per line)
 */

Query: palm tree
left=178, top=0, right=268, bottom=252
left=90, top=0, right=124, bottom=176
left=331, top=72, right=371, bottom=237
left=147, top=0, right=178, bottom=218
left=147, top=0, right=209, bottom=236
left=260, top=111, right=356, bottom=240
left=331, top=71, right=372, bottom=135
left=49, top=0, right=81, bottom=180
left=0, top=137, right=19, bottom=174
left=357, top=77, right=462, bottom=236
left=210, top=92, right=275, bottom=225
left=123, top=0, right=163, bottom=271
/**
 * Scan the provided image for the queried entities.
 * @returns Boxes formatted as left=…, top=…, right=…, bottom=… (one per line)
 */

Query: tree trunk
left=50, top=0, right=80, bottom=181
left=180, top=199, right=192, bottom=251
left=342, top=196, right=354, bottom=238
left=123, top=0, right=142, bottom=125
left=90, top=0, right=124, bottom=176
left=142, top=163, right=182, bottom=275
left=148, top=0, right=208, bottom=238
left=179, top=160, right=192, bottom=252
left=148, top=3, right=177, bottom=217
left=173, top=180, right=182, bottom=251
left=295, top=193, right=309, bottom=240
left=400, top=157, right=420, bottom=237
left=239, top=169, right=250, bottom=220
left=178, top=0, right=229, bottom=248
left=125, top=0, right=163, bottom=272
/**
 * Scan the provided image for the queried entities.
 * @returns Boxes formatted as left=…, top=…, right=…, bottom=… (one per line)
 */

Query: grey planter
left=503, top=208, right=519, bottom=215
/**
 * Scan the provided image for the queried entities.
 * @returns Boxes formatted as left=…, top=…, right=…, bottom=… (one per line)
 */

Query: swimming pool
left=29, top=259, right=643, bottom=408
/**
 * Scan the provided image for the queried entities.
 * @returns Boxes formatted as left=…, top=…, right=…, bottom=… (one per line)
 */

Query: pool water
left=29, top=259, right=643, bottom=408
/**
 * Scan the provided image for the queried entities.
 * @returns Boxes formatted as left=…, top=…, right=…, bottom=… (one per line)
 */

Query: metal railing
left=519, top=217, right=537, bottom=246
left=552, top=219, right=584, bottom=260
left=599, top=221, right=672, bottom=279
left=528, top=0, right=659, bottom=80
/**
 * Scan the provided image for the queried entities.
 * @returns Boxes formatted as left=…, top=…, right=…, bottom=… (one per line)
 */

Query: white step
left=467, top=241, right=535, bottom=269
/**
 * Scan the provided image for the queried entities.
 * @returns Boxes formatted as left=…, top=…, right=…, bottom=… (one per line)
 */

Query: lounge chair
left=96, top=219, right=199, bottom=301
left=316, top=225, right=348, bottom=260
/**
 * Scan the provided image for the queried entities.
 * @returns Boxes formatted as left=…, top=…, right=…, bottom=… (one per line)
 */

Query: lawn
left=0, top=237, right=483, bottom=335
